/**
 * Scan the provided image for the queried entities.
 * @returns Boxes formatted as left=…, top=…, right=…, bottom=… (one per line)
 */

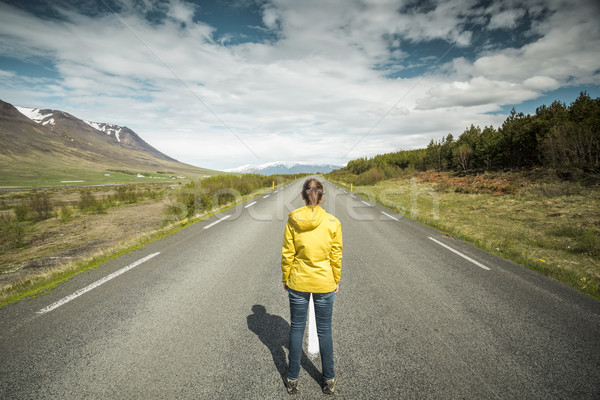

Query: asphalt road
left=1, top=177, right=599, bottom=399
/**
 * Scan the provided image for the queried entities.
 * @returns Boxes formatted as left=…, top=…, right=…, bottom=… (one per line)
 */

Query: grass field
left=0, top=165, right=217, bottom=188
left=0, top=179, right=287, bottom=306
left=334, top=171, right=600, bottom=299
left=0, top=150, right=219, bottom=188
left=0, top=169, right=184, bottom=188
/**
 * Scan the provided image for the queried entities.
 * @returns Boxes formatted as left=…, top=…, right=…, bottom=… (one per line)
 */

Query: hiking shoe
left=285, top=375, right=298, bottom=395
left=322, top=375, right=337, bottom=395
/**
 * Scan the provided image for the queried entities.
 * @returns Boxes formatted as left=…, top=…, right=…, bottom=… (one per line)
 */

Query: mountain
left=81, top=120, right=175, bottom=161
left=226, top=161, right=343, bottom=175
left=0, top=99, right=217, bottom=187
left=14, top=106, right=174, bottom=162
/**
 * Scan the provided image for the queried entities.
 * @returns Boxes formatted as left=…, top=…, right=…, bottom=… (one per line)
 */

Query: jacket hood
left=289, top=206, right=326, bottom=232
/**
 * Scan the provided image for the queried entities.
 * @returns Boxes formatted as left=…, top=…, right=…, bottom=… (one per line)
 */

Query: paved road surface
left=1, top=177, right=599, bottom=399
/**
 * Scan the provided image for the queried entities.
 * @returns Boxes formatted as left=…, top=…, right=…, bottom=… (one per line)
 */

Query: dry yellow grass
left=0, top=199, right=165, bottom=293
left=0, top=183, right=275, bottom=305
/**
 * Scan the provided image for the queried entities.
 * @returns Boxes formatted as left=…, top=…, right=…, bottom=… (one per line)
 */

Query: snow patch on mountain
left=84, top=120, right=122, bottom=142
left=16, top=106, right=55, bottom=126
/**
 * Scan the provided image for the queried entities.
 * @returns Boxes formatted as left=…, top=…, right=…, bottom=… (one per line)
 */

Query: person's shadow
left=247, top=304, right=322, bottom=385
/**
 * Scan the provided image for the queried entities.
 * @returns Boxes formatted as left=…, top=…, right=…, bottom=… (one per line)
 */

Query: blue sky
left=0, top=0, right=599, bottom=170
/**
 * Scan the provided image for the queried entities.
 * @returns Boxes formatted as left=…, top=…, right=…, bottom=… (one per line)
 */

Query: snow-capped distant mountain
left=226, top=161, right=343, bottom=175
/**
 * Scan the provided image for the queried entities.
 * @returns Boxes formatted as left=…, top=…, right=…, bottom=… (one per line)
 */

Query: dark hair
left=302, top=178, right=323, bottom=208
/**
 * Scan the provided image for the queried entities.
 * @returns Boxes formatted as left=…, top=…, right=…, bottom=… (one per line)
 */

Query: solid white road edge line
left=361, top=200, right=371, bottom=206
left=428, top=237, right=491, bottom=271
left=37, top=252, right=161, bottom=315
left=203, top=214, right=231, bottom=230
left=381, top=211, right=399, bottom=221
left=244, top=201, right=257, bottom=208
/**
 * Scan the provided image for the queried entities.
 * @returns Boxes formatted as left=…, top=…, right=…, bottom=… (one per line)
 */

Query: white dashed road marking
left=381, top=212, right=399, bottom=221
left=203, top=215, right=231, bottom=230
left=37, top=252, right=161, bottom=315
left=428, top=237, right=490, bottom=271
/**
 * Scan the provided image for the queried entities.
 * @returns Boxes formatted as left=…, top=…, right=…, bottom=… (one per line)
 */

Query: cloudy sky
left=1, top=0, right=599, bottom=170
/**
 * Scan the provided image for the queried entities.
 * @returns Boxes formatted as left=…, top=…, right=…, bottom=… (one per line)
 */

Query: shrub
left=0, top=214, right=26, bottom=248
left=355, top=167, right=385, bottom=185
left=13, top=203, right=30, bottom=222
left=58, top=203, right=73, bottom=222
left=199, top=192, right=213, bottom=211
left=79, top=190, right=100, bottom=212
left=112, top=186, right=139, bottom=204
left=144, top=188, right=160, bottom=199
left=162, top=204, right=186, bottom=222
left=178, top=191, right=196, bottom=218
left=29, top=191, right=52, bottom=221
left=94, top=201, right=107, bottom=214
left=162, top=173, right=294, bottom=220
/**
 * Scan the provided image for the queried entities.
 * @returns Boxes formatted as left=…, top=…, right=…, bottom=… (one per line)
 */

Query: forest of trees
left=329, top=92, right=600, bottom=185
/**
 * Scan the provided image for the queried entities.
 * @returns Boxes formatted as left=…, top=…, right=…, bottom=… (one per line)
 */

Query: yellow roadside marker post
left=351, top=183, right=353, bottom=192
left=272, top=181, right=275, bottom=190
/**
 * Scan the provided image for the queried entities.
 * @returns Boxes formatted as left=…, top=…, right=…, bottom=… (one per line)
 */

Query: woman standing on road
left=281, top=178, right=343, bottom=395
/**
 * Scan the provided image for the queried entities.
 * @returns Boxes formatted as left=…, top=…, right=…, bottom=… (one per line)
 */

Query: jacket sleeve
left=330, top=221, right=343, bottom=284
left=281, top=221, right=296, bottom=284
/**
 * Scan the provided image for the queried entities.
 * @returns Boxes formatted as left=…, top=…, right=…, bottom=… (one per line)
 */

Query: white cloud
left=426, top=0, right=600, bottom=113
left=0, top=69, right=15, bottom=78
left=262, top=7, right=281, bottom=30
left=468, top=2, right=600, bottom=84
left=487, top=9, right=526, bottom=30
left=416, top=76, right=541, bottom=109
left=167, top=0, right=196, bottom=24
left=399, top=0, right=478, bottom=46
left=0, top=0, right=598, bottom=169
left=523, top=76, right=560, bottom=91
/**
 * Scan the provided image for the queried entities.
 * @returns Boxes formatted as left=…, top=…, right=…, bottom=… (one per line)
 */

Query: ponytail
left=302, top=178, right=323, bottom=208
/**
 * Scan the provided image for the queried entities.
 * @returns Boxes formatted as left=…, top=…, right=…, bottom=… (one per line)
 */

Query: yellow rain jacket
left=281, top=205, right=342, bottom=293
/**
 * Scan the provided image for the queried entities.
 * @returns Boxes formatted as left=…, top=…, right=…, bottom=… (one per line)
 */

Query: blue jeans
left=288, top=289, right=335, bottom=381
